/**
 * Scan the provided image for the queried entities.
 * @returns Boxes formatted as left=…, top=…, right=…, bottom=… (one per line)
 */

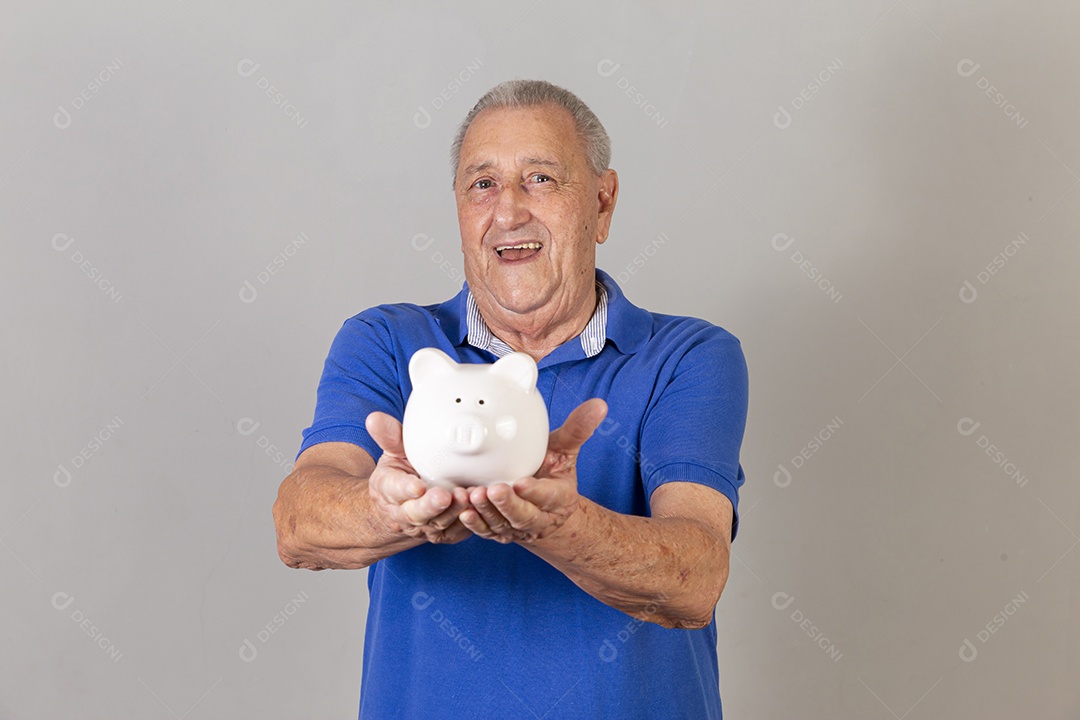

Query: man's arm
left=529, top=484, right=730, bottom=630
left=459, top=399, right=733, bottom=630
left=272, top=414, right=473, bottom=570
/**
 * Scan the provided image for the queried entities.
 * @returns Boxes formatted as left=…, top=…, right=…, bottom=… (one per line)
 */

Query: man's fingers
left=366, top=411, right=406, bottom=457
left=374, top=467, right=426, bottom=505
left=398, top=486, right=452, bottom=525
left=459, top=508, right=491, bottom=536
left=482, top=483, right=539, bottom=531
left=549, top=398, right=608, bottom=455
left=511, top=477, right=562, bottom=511
left=427, top=489, right=471, bottom=530
left=468, top=486, right=513, bottom=532
left=451, top=486, right=472, bottom=507
left=459, top=507, right=515, bottom=544
left=431, top=518, right=473, bottom=544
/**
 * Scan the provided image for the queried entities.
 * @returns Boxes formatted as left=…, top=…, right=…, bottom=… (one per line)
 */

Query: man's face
left=454, top=104, right=617, bottom=318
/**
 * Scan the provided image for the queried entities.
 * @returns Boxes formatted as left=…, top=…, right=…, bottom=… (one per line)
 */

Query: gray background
left=3, top=1, right=1077, bottom=718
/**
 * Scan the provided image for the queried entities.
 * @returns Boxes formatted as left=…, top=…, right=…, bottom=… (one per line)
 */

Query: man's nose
left=493, top=183, right=531, bottom=230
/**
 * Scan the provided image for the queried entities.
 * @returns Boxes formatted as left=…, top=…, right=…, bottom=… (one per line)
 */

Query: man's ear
left=595, top=168, right=619, bottom=245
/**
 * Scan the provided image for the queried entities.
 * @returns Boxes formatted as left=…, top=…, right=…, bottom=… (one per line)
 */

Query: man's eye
left=530, top=174, right=551, bottom=183
left=472, top=179, right=494, bottom=190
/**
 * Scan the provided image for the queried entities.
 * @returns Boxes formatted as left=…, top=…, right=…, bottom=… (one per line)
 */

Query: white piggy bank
left=401, top=348, right=549, bottom=488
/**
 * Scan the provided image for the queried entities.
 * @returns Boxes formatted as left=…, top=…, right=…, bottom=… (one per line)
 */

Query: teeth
left=496, top=242, right=542, bottom=255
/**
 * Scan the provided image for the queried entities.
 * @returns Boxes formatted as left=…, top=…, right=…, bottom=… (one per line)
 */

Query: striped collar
left=466, top=282, right=609, bottom=358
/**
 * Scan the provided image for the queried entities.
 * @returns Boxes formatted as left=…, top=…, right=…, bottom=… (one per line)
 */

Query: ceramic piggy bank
left=401, top=347, right=549, bottom=488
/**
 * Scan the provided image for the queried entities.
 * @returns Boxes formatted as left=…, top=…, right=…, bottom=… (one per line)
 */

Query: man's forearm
left=525, top=497, right=729, bottom=629
left=273, top=465, right=421, bottom=570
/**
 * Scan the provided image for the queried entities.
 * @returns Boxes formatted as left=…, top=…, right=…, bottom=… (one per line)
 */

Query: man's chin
left=464, top=265, right=555, bottom=312
left=494, top=295, right=549, bottom=317
left=484, top=284, right=553, bottom=317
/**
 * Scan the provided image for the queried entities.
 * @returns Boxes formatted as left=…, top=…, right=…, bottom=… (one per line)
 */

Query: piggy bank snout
left=446, top=415, right=486, bottom=454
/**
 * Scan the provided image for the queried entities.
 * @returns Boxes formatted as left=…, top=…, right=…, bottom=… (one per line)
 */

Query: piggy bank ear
left=409, top=347, right=457, bottom=385
left=490, top=351, right=538, bottom=393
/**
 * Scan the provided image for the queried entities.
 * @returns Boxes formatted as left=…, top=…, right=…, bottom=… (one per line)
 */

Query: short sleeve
left=639, top=332, right=748, bottom=540
left=298, top=313, right=405, bottom=461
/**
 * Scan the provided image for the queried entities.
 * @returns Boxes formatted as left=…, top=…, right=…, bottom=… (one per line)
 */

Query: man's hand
left=365, top=411, right=473, bottom=545
left=459, top=398, right=608, bottom=544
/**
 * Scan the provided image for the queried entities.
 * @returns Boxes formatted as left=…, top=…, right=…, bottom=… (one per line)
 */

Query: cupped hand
left=365, top=411, right=473, bottom=545
left=459, top=398, right=608, bottom=544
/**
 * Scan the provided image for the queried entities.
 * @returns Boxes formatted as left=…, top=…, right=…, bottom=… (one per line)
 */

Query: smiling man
left=273, top=80, right=749, bottom=719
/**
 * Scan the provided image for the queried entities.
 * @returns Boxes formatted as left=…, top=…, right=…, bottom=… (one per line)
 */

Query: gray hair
left=450, top=79, right=611, bottom=185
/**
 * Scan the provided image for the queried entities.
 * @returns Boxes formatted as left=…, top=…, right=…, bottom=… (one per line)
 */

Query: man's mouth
left=495, top=242, right=543, bottom=262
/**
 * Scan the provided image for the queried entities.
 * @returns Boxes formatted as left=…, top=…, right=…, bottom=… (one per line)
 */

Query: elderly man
left=273, top=79, right=748, bottom=719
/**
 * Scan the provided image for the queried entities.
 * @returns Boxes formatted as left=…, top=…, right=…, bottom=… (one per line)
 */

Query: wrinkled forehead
left=458, top=104, right=586, bottom=172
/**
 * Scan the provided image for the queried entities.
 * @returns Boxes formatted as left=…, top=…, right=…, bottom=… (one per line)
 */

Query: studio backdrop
left=3, top=1, right=1078, bottom=718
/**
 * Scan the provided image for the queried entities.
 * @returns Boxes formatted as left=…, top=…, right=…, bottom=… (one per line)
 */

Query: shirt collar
left=466, top=282, right=608, bottom=358
left=434, top=268, right=651, bottom=357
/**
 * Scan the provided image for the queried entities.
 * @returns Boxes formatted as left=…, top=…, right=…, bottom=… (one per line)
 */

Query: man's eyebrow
left=520, top=156, right=562, bottom=169
left=461, top=161, right=495, bottom=177
left=460, top=157, right=563, bottom=177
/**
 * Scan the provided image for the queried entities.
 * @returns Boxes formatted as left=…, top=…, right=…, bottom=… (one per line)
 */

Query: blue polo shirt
left=300, top=268, right=748, bottom=719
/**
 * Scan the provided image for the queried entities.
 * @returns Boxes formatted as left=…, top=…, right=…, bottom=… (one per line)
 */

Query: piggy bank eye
left=478, top=399, right=485, bottom=405
left=455, top=398, right=461, bottom=403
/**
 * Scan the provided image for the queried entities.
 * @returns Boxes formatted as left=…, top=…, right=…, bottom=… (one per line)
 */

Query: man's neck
left=472, top=282, right=599, bottom=362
